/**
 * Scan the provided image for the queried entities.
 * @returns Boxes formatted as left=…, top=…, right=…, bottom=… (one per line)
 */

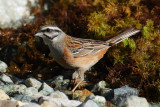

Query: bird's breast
left=48, top=43, right=65, bottom=59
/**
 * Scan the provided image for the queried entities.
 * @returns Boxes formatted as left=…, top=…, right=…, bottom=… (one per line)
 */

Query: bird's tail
left=106, top=28, right=140, bottom=47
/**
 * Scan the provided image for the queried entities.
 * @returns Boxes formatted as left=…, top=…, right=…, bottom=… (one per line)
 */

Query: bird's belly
left=55, top=58, right=76, bottom=69
left=72, top=49, right=108, bottom=70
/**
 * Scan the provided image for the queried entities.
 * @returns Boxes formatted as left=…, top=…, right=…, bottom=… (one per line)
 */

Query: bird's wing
left=66, top=36, right=108, bottom=58
left=66, top=28, right=140, bottom=58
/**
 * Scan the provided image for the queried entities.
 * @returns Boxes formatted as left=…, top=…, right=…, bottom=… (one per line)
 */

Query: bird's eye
left=46, top=28, right=51, bottom=32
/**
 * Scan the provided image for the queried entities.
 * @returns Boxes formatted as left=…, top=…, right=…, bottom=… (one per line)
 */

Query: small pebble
left=25, top=78, right=42, bottom=89
left=39, top=82, right=54, bottom=96
left=0, top=60, right=8, bottom=73
left=0, top=74, right=13, bottom=84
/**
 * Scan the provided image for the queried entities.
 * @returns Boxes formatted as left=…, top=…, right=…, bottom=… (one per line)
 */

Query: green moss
left=142, top=20, right=154, bottom=40
left=88, top=12, right=110, bottom=37
left=123, top=38, right=136, bottom=51
left=115, top=17, right=142, bottom=29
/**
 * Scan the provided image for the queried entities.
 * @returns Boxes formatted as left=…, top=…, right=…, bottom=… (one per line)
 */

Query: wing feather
left=65, top=36, right=108, bottom=58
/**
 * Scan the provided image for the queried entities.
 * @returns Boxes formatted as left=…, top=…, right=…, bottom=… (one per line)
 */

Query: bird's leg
left=72, top=71, right=78, bottom=86
left=72, top=80, right=83, bottom=92
left=73, top=75, right=78, bottom=86
left=72, top=70, right=84, bottom=92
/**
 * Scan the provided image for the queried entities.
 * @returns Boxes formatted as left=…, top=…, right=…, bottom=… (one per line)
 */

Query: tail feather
left=106, top=28, right=140, bottom=47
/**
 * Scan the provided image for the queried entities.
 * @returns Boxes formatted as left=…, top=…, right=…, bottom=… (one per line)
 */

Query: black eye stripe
left=46, top=28, right=51, bottom=32
left=43, top=34, right=53, bottom=39
left=43, top=34, right=58, bottom=40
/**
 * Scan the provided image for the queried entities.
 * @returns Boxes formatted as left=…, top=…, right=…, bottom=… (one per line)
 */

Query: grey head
left=34, top=25, right=65, bottom=45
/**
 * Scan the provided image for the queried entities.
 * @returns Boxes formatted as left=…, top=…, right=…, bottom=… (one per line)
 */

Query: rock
left=11, top=76, right=25, bottom=84
left=111, top=85, right=139, bottom=106
left=13, top=95, right=35, bottom=102
left=20, top=103, right=42, bottom=107
left=0, top=0, right=37, bottom=28
left=0, top=100, right=18, bottom=107
left=39, top=82, right=54, bottom=96
left=73, top=89, right=93, bottom=102
left=0, top=89, right=10, bottom=100
left=0, top=74, right=13, bottom=84
left=22, top=87, right=38, bottom=96
left=16, top=101, right=29, bottom=107
left=52, top=75, right=64, bottom=82
left=25, top=78, right=42, bottom=89
left=61, top=79, right=70, bottom=88
left=91, top=81, right=108, bottom=93
left=97, top=81, right=108, bottom=89
left=78, top=95, right=105, bottom=107
left=101, top=88, right=114, bottom=101
left=30, top=93, right=45, bottom=101
left=91, top=95, right=106, bottom=107
left=0, top=60, right=8, bottom=73
left=61, top=90, right=73, bottom=100
left=79, top=99, right=98, bottom=107
left=114, top=85, right=139, bottom=96
left=0, top=84, right=26, bottom=96
left=126, top=96, right=149, bottom=107
left=0, top=81, right=5, bottom=86
left=51, top=75, right=70, bottom=90
left=50, top=91, right=68, bottom=100
left=39, top=96, right=81, bottom=107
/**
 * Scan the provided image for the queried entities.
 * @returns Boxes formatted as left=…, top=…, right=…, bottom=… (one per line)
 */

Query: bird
left=34, top=25, right=140, bottom=92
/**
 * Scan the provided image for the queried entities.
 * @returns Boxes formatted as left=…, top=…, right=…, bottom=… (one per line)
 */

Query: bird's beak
left=34, top=31, right=43, bottom=37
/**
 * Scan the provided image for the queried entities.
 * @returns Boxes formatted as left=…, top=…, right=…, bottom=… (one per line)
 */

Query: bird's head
left=35, top=25, right=65, bottom=44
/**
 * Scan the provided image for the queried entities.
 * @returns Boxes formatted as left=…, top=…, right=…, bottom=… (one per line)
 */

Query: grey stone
left=13, top=95, right=35, bottom=102
left=126, top=96, right=149, bottom=107
left=91, top=81, right=108, bottom=93
left=22, top=87, right=38, bottom=96
left=112, top=85, right=139, bottom=106
left=0, top=74, right=13, bottom=84
left=51, top=75, right=63, bottom=87
left=39, top=96, right=81, bottom=107
left=11, top=76, right=25, bottom=84
left=0, top=100, right=17, bottom=107
left=50, top=91, right=68, bottom=100
left=39, top=82, right=54, bottom=96
left=80, top=95, right=105, bottom=107
left=0, top=81, right=5, bottom=86
left=38, top=90, right=81, bottom=106
left=92, top=95, right=106, bottom=107
left=0, top=84, right=26, bottom=96
left=0, top=60, right=7, bottom=73
left=25, top=78, right=42, bottom=89
left=52, top=75, right=64, bottom=82
left=62, top=90, right=73, bottom=100
left=51, top=75, right=70, bottom=90
left=0, top=89, right=10, bottom=100
left=114, top=85, right=139, bottom=96
left=20, top=103, right=42, bottom=107
left=98, top=81, right=108, bottom=89
left=79, top=99, right=98, bottom=107
left=62, top=79, right=70, bottom=86
left=101, top=88, right=114, bottom=101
